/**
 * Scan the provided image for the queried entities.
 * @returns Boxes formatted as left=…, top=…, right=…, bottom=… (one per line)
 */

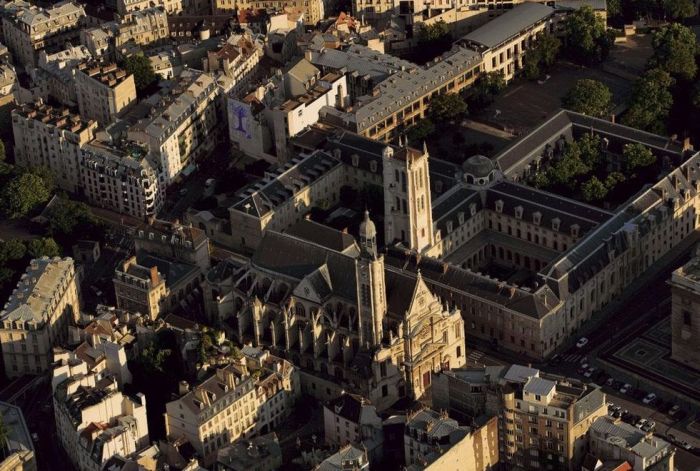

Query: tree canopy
left=622, top=142, right=656, bottom=172
left=406, top=119, right=436, bottom=143
left=563, top=6, right=615, bottom=64
left=650, top=24, right=697, bottom=80
left=428, top=93, right=468, bottom=122
left=663, top=0, right=696, bottom=20
left=468, top=72, right=506, bottom=111
left=123, top=54, right=157, bottom=92
left=562, top=79, right=612, bottom=117
left=26, top=238, right=61, bottom=258
left=523, top=33, right=561, bottom=79
left=581, top=176, right=608, bottom=201
left=418, top=20, right=450, bottom=44
left=622, top=68, right=674, bottom=134
left=46, top=197, right=102, bottom=242
left=0, top=172, right=51, bottom=218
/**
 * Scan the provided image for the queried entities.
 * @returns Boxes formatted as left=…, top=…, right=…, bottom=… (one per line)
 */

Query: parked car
left=179, top=188, right=188, bottom=196
left=606, top=378, right=615, bottom=386
left=636, top=418, right=648, bottom=429
left=576, top=337, right=589, bottom=348
left=643, top=393, right=657, bottom=404
left=669, top=405, right=681, bottom=417
left=620, top=383, right=632, bottom=394
left=584, top=367, right=597, bottom=378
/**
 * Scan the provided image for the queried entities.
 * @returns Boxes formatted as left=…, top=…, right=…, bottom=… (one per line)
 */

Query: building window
left=683, top=310, right=692, bottom=326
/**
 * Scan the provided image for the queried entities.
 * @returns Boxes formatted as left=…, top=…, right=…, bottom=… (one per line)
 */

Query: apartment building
left=0, top=257, right=81, bottom=378
left=113, top=251, right=202, bottom=320
left=116, top=0, right=199, bottom=15
left=228, top=58, right=347, bottom=163
left=215, top=433, right=282, bottom=471
left=668, top=255, right=700, bottom=370
left=1, top=1, right=85, bottom=67
left=134, top=218, right=211, bottom=272
left=0, top=63, right=17, bottom=97
left=12, top=102, right=97, bottom=194
left=323, top=393, right=383, bottom=462
left=308, top=44, right=482, bottom=142
left=112, top=256, right=168, bottom=321
left=79, top=140, right=163, bottom=219
left=164, top=351, right=298, bottom=465
left=403, top=409, right=499, bottom=471
left=0, top=401, right=36, bottom=471
left=80, top=24, right=114, bottom=59
left=212, top=0, right=324, bottom=24
left=458, top=2, right=554, bottom=82
left=317, top=445, right=369, bottom=470
left=116, top=6, right=169, bottom=49
left=76, top=61, right=137, bottom=126
left=127, top=69, right=222, bottom=182
left=33, top=45, right=93, bottom=107
left=587, top=417, right=675, bottom=471
left=52, top=349, right=149, bottom=471
left=189, top=149, right=343, bottom=250
left=204, top=34, right=263, bottom=98
left=432, top=364, right=607, bottom=470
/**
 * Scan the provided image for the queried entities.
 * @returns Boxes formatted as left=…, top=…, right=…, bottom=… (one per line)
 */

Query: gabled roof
left=251, top=231, right=358, bottom=302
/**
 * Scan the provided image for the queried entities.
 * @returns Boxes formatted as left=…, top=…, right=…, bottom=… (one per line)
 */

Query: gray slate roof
left=460, top=3, right=554, bottom=50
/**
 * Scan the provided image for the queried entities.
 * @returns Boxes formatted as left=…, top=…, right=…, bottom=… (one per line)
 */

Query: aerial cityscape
left=0, top=0, right=697, bottom=470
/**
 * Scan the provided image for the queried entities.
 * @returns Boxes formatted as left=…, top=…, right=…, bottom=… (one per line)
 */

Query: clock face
left=231, top=102, right=252, bottom=139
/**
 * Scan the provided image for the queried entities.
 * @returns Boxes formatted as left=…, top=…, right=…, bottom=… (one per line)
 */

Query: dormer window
left=515, top=205, right=523, bottom=219
left=533, top=211, right=542, bottom=225
left=571, top=224, right=580, bottom=238
left=495, top=199, right=504, bottom=213
left=458, top=212, right=465, bottom=224
left=447, top=221, right=453, bottom=233
left=552, top=217, right=560, bottom=232
left=370, top=160, right=377, bottom=173
left=470, top=203, right=477, bottom=216
left=352, top=154, right=359, bottom=167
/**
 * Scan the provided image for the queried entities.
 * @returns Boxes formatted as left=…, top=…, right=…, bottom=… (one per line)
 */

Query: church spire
left=359, top=210, right=377, bottom=259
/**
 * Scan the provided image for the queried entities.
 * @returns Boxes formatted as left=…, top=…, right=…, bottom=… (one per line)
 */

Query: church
left=204, top=211, right=466, bottom=410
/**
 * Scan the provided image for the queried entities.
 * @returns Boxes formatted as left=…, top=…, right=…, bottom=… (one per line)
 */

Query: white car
left=620, top=383, right=632, bottom=394
left=576, top=337, right=589, bottom=348
left=669, top=405, right=681, bottom=416
left=636, top=418, right=648, bottom=429
left=584, top=367, right=597, bottom=378
left=642, top=393, right=657, bottom=404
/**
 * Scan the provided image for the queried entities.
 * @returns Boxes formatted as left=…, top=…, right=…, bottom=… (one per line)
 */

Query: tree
left=0, top=173, right=50, bottom=218
left=650, top=24, right=697, bottom=80
left=428, top=93, right=468, bottom=122
left=581, top=176, right=608, bottom=201
left=663, top=0, right=696, bottom=20
left=418, top=20, right=450, bottom=44
left=523, top=33, right=561, bottom=79
left=578, top=133, right=602, bottom=168
left=562, top=79, right=612, bottom=117
left=563, top=6, right=615, bottom=64
left=622, top=142, right=656, bottom=172
left=139, top=341, right=172, bottom=375
left=604, top=171, right=626, bottom=188
left=622, top=68, right=674, bottom=133
left=0, top=239, right=26, bottom=264
left=123, top=54, right=157, bottom=92
left=0, top=139, right=5, bottom=162
left=406, top=119, right=436, bottom=143
left=26, top=238, right=61, bottom=258
left=530, top=172, right=550, bottom=189
left=46, top=198, right=98, bottom=238
left=468, top=72, right=506, bottom=111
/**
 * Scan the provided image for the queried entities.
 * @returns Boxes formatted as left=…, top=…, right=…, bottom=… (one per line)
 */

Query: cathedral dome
left=462, top=154, right=495, bottom=179
left=359, top=210, right=376, bottom=239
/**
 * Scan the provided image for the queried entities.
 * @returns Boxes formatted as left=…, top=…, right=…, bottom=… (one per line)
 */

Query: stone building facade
left=669, top=255, right=700, bottom=370
left=0, top=257, right=81, bottom=378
